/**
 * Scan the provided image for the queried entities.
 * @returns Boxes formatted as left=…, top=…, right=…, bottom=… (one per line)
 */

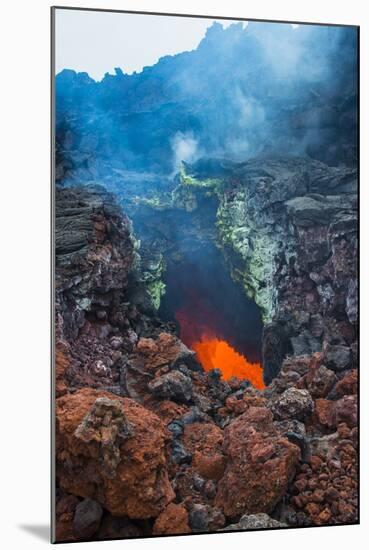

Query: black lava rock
left=171, top=441, right=192, bottom=465
left=73, top=499, right=103, bottom=539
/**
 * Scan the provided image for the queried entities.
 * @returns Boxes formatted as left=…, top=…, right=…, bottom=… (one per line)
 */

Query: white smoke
left=171, top=132, right=199, bottom=171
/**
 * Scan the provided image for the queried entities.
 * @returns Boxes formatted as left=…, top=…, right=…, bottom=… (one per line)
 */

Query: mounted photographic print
left=52, top=6, right=359, bottom=543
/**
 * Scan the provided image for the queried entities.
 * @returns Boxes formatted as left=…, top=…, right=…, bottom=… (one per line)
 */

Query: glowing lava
left=175, top=300, right=264, bottom=389
left=192, top=336, right=265, bottom=389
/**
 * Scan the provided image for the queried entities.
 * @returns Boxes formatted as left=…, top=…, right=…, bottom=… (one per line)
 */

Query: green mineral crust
left=216, top=190, right=278, bottom=323
left=134, top=163, right=281, bottom=320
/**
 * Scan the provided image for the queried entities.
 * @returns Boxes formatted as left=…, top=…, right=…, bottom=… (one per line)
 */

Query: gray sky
left=55, top=9, right=246, bottom=80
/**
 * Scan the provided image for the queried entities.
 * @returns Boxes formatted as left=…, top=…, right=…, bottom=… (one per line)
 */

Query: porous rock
left=153, top=503, right=191, bottom=535
left=56, top=387, right=175, bottom=519
left=148, top=370, right=193, bottom=404
left=189, top=503, right=225, bottom=532
left=222, top=513, right=287, bottom=530
left=215, top=407, right=300, bottom=518
left=271, top=387, right=314, bottom=421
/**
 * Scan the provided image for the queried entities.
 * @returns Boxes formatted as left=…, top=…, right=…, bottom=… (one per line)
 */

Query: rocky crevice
left=137, top=158, right=357, bottom=384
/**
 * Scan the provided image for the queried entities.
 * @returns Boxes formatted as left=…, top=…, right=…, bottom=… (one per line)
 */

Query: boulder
left=314, top=399, right=336, bottom=429
left=136, top=332, right=197, bottom=371
left=314, top=395, right=357, bottom=429
left=124, top=333, right=199, bottom=402
left=183, top=422, right=226, bottom=480
left=305, top=365, right=337, bottom=398
left=148, top=370, right=193, bottom=404
left=271, top=388, right=314, bottom=420
left=56, top=388, right=174, bottom=519
left=334, top=369, right=358, bottom=397
left=215, top=407, right=300, bottom=518
left=324, top=344, right=351, bottom=372
left=335, top=395, right=357, bottom=428
left=73, top=499, right=103, bottom=540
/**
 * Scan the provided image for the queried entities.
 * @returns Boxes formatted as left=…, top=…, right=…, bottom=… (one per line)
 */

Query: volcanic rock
left=274, top=419, right=310, bottom=462
left=170, top=440, right=192, bottom=465
left=215, top=406, right=300, bottom=518
left=73, top=499, right=103, bottom=540
left=346, top=279, right=358, bottom=324
left=136, top=332, right=197, bottom=371
left=153, top=503, right=191, bottom=535
left=324, top=344, right=351, bottom=372
left=56, top=387, right=174, bottom=518
left=222, top=513, right=287, bottom=530
left=97, top=515, right=142, bottom=540
left=55, top=493, right=80, bottom=542
left=154, top=401, right=189, bottom=424
left=314, top=395, right=357, bottom=430
left=303, top=364, right=337, bottom=398
left=334, top=369, right=358, bottom=397
left=124, top=333, right=200, bottom=403
left=55, top=341, right=71, bottom=397
left=53, top=164, right=358, bottom=535
left=188, top=503, right=225, bottom=532
left=335, top=395, right=357, bottom=428
left=314, top=399, right=336, bottom=429
left=55, top=185, right=134, bottom=343
left=290, top=420, right=358, bottom=526
left=270, top=388, right=314, bottom=421
left=148, top=370, right=193, bottom=404
left=183, top=422, right=226, bottom=480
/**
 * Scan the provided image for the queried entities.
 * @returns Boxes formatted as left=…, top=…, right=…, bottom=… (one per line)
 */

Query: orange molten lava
left=192, top=337, right=265, bottom=390
left=175, top=302, right=264, bottom=389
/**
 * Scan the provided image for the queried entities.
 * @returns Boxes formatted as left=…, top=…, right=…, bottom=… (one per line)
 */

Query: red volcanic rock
left=183, top=422, right=226, bottom=481
left=153, top=503, right=191, bottom=535
left=224, top=392, right=267, bottom=417
left=289, top=421, right=358, bottom=526
left=55, top=342, right=71, bottom=397
left=136, top=337, right=159, bottom=356
left=314, top=395, right=357, bottom=430
left=55, top=493, right=79, bottom=542
left=223, top=395, right=248, bottom=415
left=56, top=388, right=175, bottom=519
left=152, top=400, right=189, bottom=424
left=125, top=332, right=197, bottom=403
left=314, top=399, right=336, bottom=429
left=335, top=395, right=357, bottom=428
left=334, top=370, right=358, bottom=397
left=270, top=355, right=311, bottom=394
left=304, top=364, right=337, bottom=398
left=136, top=332, right=195, bottom=371
left=215, top=406, right=300, bottom=519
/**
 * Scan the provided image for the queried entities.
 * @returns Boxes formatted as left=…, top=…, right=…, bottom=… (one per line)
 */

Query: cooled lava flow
left=176, top=304, right=265, bottom=389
